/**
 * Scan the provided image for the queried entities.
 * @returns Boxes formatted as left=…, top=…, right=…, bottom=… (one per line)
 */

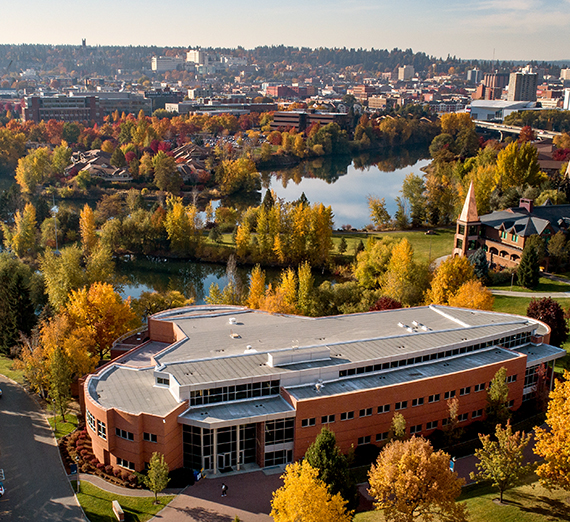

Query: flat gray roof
left=287, top=346, right=522, bottom=401
left=88, top=366, right=180, bottom=416
left=514, top=343, right=566, bottom=366
left=179, top=396, right=296, bottom=428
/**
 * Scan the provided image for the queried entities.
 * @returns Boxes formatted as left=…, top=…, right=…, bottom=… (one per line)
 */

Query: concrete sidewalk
left=76, top=473, right=182, bottom=497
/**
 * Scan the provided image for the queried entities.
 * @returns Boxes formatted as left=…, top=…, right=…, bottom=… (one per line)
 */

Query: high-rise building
left=398, top=65, right=415, bottom=81
left=560, top=69, right=570, bottom=81
left=507, top=72, right=538, bottom=102
left=151, top=56, right=184, bottom=73
left=466, top=68, right=482, bottom=85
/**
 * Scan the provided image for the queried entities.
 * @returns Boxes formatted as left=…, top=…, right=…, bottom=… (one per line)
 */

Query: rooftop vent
left=315, top=381, right=324, bottom=393
left=244, top=345, right=257, bottom=354
left=228, top=317, right=237, bottom=325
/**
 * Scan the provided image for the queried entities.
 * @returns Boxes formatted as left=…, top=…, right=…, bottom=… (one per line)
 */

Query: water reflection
left=261, top=147, right=430, bottom=228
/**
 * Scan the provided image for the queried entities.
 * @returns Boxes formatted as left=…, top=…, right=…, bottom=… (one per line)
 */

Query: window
left=321, top=415, right=335, bottom=424
left=87, top=410, right=96, bottom=432
left=265, top=419, right=294, bottom=444
left=410, top=424, right=422, bottom=435
left=378, top=404, right=390, bottom=414
left=472, top=409, right=483, bottom=419
left=115, top=428, right=134, bottom=441
left=460, top=387, right=471, bottom=396
left=357, top=435, right=371, bottom=446
left=428, top=394, right=440, bottom=403
left=301, top=418, right=316, bottom=428
left=359, top=408, right=372, bottom=417
left=395, top=401, right=407, bottom=411
left=442, top=418, right=450, bottom=426
left=474, top=383, right=485, bottom=393
left=508, top=400, right=515, bottom=408
left=458, top=413, right=469, bottom=422
left=458, top=224, right=465, bottom=235
left=190, top=380, right=281, bottom=406
left=444, top=390, right=456, bottom=400
left=512, top=234, right=518, bottom=242
left=116, top=457, right=135, bottom=470
left=156, top=377, right=169, bottom=386
left=376, top=432, right=388, bottom=442
left=426, top=420, right=438, bottom=430
left=340, top=411, right=354, bottom=421
left=97, top=420, right=107, bottom=440
left=143, top=432, right=158, bottom=443
left=507, top=375, right=517, bottom=383
left=412, top=397, right=424, bottom=407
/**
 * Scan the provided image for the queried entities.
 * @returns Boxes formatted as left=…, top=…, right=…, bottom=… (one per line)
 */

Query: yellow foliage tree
left=247, top=265, right=266, bottom=309
left=441, top=112, right=475, bottom=137
left=65, top=282, right=139, bottom=360
left=425, top=256, right=476, bottom=306
left=235, top=222, right=251, bottom=258
left=279, top=268, right=297, bottom=313
left=2, top=202, right=37, bottom=258
left=368, top=437, right=467, bottom=522
left=534, top=370, right=570, bottom=490
left=448, top=280, right=494, bottom=310
left=271, top=460, right=353, bottom=522
left=80, top=204, right=98, bottom=257
left=15, top=147, right=52, bottom=194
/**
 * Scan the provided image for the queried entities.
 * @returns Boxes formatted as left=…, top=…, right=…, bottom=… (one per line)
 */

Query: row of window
left=116, top=457, right=135, bottom=470
left=300, top=378, right=519, bottom=429
left=189, top=380, right=281, bottom=406
left=115, top=428, right=158, bottom=443
left=87, top=410, right=107, bottom=440
left=338, top=334, right=530, bottom=379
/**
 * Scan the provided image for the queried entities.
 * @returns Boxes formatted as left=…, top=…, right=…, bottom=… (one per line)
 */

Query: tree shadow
left=509, top=490, right=570, bottom=521
left=170, top=506, right=234, bottom=522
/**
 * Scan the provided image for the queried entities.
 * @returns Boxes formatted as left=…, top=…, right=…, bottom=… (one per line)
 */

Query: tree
left=369, top=296, right=402, bottom=311
left=79, top=204, right=98, bottom=257
left=368, top=437, right=467, bottom=522
left=304, top=427, right=359, bottom=511
left=49, top=346, right=72, bottom=422
left=468, top=248, right=489, bottom=281
left=394, top=196, right=410, bottom=229
left=153, top=151, right=182, bottom=193
left=297, top=261, right=315, bottom=316
left=368, top=196, right=391, bottom=230
left=337, top=237, right=347, bottom=254
left=131, top=290, right=193, bottom=322
left=401, top=173, right=426, bottom=228
left=65, top=282, right=139, bottom=360
left=534, top=370, right=570, bottom=490
left=517, top=244, right=540, bottom=289
left=2, top=202, right=37, bottom=258
left=444, top=397, right=463, bottom=448
left=110, top=147, right=126, bottom=168
left=526, top=297, right=569, bottom=348
left=470, top=421, right=532, bottom=503
left=247, top=265, right=266, bottom=309
left=389, top=412, right=407, bottom=441
left=16, top=330, right=49, bottom=398
left=495, top=141, right=545, bottom=190
left=425, top=256, right=476, bottom=306
left=51, top=142, right=72, bottom=175
left=547, top=231, right=570, bottom=271
left=270, top=460, right=353, bottom=522
left=486, top=367, right=511, bottom=426
left=15, top=147, right=52, bottom=194
left=143, top=452, right=170, bottom=504
left=448, top=280, right=494, bottom=310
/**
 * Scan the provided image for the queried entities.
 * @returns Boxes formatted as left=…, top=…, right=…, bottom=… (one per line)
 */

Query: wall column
left=236, top=424, right=241, bottom=471
left=213, top=428, right=218, bottom=475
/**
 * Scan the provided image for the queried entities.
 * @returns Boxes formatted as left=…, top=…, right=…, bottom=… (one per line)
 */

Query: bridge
left=474, top=120, right=562, bottom=140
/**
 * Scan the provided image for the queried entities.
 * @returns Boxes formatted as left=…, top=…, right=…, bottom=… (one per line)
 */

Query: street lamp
left=76, top=455, right=80, bottom=494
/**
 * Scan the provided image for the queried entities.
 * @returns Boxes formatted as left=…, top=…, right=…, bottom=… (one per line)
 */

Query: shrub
left=96, top=463, right=105, bottom=470
left=90, top=457, right=99, bottom=465
left=80, top=463, right=90, bottom=473
left=128, top=473, right=138, bottom=485
left=80, top=449, right=89, bottom=457
left=113, top=467, right=122, bottom=477
left=120, top=470, right=130, bottom=481
left=105, top=465, right=114, bottom=475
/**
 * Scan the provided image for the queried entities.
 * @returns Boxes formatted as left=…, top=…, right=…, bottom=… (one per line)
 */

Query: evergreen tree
left=304, top=428, right=359, bottom=511
left=468, top=248, right=489, bottom=281
left=110, top=147, right=126, bottom=168
left=517, top=245, right=539, bottom=289
left=337, top=236, right=347, bottom=254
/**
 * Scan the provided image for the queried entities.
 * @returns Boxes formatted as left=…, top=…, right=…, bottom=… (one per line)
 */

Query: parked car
left=0, top=387, right=2, bottom=398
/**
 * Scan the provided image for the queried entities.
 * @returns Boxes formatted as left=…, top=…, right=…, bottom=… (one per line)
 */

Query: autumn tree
left=247, top=265, right=266, bottom=309
left=495, top=141, right=545, bottom=190
left=79, top=204, right=98, bottom=257
left=297, top=261, right=315, bottom=316
left=368, top=196, right=391, bottom=230
left=354, top=237, right=395, bottom=289
left=49, top=346, right=72, bottom=422
left=271, top=460, right=353, bottom=522
left=448, top=280, right=494, bottom=310
left=526, top=297, right=569, bottom=347
left=51, top=142, right=72, bottom=175
left=425, top=256, right=476, bottom=306
left=368, top=437, right=467, bottom=522
left=153, top=151, right=182, bottom=193
left=16, top=331, right=49, bottom=398
left=534, top=370, right=570, bottom=490
left=2, top=202, right=37, bottom=258
left=304, top=428, right=359, bottom=511
left=401, top=173, right=426, bottom=228
left=143, top=452, right=170, bottom=504
left=65, top=282, right=139, bottom=360
left=15, top=147, right=52, bottom=194
left=444, top=397, right=463, bottom=449
left=486, top=367, right=511, bottom=426
left=389, top=412, right=407, bottom=441
left=131, top=290, right=193, bottom=322
left=470, top=421, right=532, bottom=503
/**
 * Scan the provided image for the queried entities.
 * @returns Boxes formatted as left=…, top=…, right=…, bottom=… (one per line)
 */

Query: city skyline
left=2, top=0, right=569, bottom=62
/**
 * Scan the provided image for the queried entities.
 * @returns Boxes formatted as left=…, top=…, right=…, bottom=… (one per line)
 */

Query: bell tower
left=453, top=181, right=481, bottom=257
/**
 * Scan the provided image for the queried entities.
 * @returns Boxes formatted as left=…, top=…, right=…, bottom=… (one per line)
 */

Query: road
left=0, top=375, right=85, bottom=521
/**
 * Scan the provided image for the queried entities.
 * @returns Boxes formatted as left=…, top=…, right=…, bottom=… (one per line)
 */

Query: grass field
left=355, top=472, right=570, bottom=522
left=47, top=414, right=79, bottom=439
left=489, top=277, right=570, bottom=294
left=0, top=356, right=24, bottom=383
left=75, top=482, right=174, bottom=522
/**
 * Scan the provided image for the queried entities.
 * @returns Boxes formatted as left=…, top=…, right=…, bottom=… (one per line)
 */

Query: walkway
left=77, top=473, right=182, bottom=497
left=491, top=289, right=570, bottom=298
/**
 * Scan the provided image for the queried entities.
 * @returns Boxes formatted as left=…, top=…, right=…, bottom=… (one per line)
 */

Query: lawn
left=47, top=413, right=79, bottom=439
left=333, top=228, right=455, bottom=265
left=0, top=355, right=24, bottom=384
left=492, top=296, right=570, bottom=316
left=354, top=472, right=570, bottom=522
left=75, top=481, right=174, bottom=522
left=489, top=277, right=570, bottom=294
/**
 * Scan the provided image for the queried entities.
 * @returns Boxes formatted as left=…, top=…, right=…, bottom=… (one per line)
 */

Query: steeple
left=459, top=181, right=479, bottom=223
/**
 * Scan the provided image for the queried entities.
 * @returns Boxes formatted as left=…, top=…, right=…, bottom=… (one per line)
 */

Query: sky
left=3, top=0, right=569, bottom=61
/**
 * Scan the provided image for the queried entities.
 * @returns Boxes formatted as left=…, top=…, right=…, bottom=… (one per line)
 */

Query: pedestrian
left=221, top=483, right=228, bottom=497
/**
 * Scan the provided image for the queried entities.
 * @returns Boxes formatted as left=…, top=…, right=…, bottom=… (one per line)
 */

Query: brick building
left=82, top=304, right=563, bottom=475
